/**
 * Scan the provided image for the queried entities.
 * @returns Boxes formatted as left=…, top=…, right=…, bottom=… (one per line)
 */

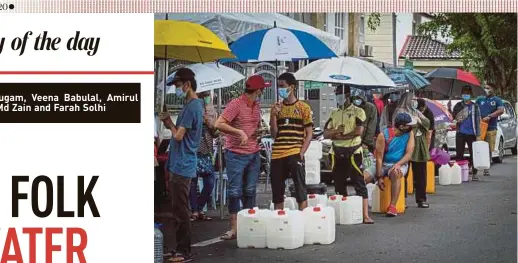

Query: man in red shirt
left=215, top=75, right=268, bottom=240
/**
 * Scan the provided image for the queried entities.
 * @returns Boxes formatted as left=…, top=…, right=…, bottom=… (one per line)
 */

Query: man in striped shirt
left=215, top=75, right=268, bottom=240
left=270, top=73, right=313, bottom=211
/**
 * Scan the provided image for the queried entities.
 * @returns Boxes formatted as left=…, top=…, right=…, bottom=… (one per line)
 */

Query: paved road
left=182, top=156, right=517, bottom=263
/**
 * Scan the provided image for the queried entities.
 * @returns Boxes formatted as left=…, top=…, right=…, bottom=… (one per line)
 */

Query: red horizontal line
left=0, top=71, right=154, bottom=75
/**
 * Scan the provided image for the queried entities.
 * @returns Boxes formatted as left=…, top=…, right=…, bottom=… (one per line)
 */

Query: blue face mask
left=278, top=88, right=289, bottom=99
left=412, top=101, right=418, bottom=109
left=461, top=94, right=471, bottom=101
left=175, top=85, right=186, bottom=98
left=353, top=99, right=362, bottom=106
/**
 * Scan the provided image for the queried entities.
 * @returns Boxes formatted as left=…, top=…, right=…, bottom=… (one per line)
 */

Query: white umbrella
left=157, top=62, right=245, bottom=93
left=294, top=57, right=396, bottom=88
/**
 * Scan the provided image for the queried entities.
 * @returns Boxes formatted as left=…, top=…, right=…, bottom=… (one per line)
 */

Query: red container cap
left=313, top=207, right=321, bottom=212
left=330, top=195, right=337, bottom=200
left=342, top=196, right=347, bottom=201
left=278, top=210, right=286, bottom=215
left=248, top=209, right=256, bottom=214
left=309, top=194, right=316, bottom=198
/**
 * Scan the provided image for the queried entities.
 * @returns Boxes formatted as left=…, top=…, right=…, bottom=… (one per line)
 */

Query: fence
left=157, top=60, right=282, bottom=110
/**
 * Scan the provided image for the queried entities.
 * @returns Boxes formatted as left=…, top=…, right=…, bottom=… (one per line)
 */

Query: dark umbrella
left=384, top=68, right=430, bottom=89
left=424, top=68, right=484, bottom=97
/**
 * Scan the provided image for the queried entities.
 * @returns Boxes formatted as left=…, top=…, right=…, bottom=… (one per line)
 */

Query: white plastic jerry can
left=237, top=207, right=271, bottom=248
left=450, top=162, right=462, bottom=185
left=339, top=196, right=363, bottom=225
left=472, top=141, right=490, bottom=170
left=327, top=195, right=343, bottom=223
left=307, top=194, right=327, bottom=207
left=270, top=196, right=298, bottom=211
left=438, top=164, right=452, bottom=186
left=303, top=205, right=335, bottom=245
left=266, top=209, right=304, bottom=250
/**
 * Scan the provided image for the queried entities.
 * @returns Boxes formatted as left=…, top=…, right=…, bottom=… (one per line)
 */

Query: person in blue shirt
left=476, top=83, right=505, bottom=176
left=452, top=86, right=482, bottom=180
left=159, top=67, right=203, bottom=263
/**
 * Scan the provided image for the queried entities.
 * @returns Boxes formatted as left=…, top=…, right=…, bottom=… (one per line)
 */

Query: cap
left=166, top=67, right=195, bottom=86
left=394, top=112, right=417, bottom=126
left=245, top=75, right=270, bottom=90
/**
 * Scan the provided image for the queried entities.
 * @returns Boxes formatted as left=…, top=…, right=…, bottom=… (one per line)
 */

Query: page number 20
left=0, top=3, right=13, bottom=10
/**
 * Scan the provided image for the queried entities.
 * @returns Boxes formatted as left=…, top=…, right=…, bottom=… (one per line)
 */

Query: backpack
left=384, top=128, right=396, bottom=153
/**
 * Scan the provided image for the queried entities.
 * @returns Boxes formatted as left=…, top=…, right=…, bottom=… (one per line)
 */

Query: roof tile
left=399, top=35, right=461, bottom=59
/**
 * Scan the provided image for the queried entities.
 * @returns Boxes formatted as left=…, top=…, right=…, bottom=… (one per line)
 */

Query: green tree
left=417, top=13, right=517, bottom=101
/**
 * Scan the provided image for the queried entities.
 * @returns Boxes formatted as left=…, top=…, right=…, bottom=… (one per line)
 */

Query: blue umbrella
left=223, top=27, right=337, bottom=62
left=384, top=68, right=430, bottom=89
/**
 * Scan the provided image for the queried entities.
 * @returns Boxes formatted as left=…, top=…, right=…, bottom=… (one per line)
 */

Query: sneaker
left=483, top=169, right=491, bottom=176
left=417, top=202, right=430, bottom=208
left=386, top=205, right=398, bottom=217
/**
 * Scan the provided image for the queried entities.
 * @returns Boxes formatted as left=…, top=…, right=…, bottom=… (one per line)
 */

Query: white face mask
left=336, top=94, right=345, bottom=106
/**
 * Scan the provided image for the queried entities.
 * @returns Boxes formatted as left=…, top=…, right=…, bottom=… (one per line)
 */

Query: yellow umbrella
left=154, top=20, right=235, bottom=62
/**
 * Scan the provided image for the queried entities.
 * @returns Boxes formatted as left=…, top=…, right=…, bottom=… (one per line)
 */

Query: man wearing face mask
left=476, top=83, right=504, bottom=176
left=270, top=72, right=313, bottom=211
left=351, top=89, right=378, bottom=153
left=215, top=75, right=268, bottom=240
left=324, top=84, right=373, bottom=224
left=160, top=67, right=204, bottom=263
left=452, top=85, right=482, bottom=180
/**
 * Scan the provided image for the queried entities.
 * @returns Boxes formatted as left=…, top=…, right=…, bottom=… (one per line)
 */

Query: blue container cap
left=154, top=223, right=162, bottom=228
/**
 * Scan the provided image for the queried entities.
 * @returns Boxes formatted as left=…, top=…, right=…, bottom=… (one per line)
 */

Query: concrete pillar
left=348, top=13, right=361, bottom=56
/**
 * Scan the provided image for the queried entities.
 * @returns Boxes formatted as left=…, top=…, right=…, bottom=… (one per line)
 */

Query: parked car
left=443, top=99, right=517, bottom=163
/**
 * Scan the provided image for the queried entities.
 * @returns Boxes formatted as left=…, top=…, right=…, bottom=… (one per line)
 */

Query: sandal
left=190, top=213, right=199, bottom=222
left=220, top=230, right=237, bottom=240
left=169, top=252, right=193, bottom=263
left=363, top=218, right=374, bottom=224
left=198, top=213, right=212, bottom=221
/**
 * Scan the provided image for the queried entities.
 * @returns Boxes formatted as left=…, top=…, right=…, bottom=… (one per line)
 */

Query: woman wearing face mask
left=189, top=91, right=217, bottom=222
left=351, top=90, right=378, bottom=153
left=379, top=92, right=401, bottom=130
left=394, top=92, right=431, bottom=208
left=452, top=85, right=482, bottom=180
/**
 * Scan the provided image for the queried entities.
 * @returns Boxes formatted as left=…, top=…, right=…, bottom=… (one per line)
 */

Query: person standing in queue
left=351, top=89, right=378, bottom=153
left=453, top=86, right=482, bottom=180
left=270, top=73, right=313, bottom=211
left=159, top=68, right=204, bottom=263
left=215, top=75, right=267, bottom=240
left=324, top=84, right=373, bottom=224
left=476, top=83, right=504, bottom=176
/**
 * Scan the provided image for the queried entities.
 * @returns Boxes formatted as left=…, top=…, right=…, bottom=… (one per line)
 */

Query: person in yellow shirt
left=324, top=84, right=373, bottom=224
left=270, top=73, right=313, bottom=211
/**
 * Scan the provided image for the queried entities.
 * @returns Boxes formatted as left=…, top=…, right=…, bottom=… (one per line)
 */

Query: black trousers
left=455, top=133, right=477, bottom=174
left=170, top=174, right=192, bottom=255
left=332, top=147, right=368, bottom=199
left=412, top=161, right=427, bottom=203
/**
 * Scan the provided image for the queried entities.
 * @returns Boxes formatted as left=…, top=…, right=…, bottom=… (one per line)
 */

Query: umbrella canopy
left=423, top=98, right=453, bottom=128
left=424, top=68, right=484, bottom=97
left=154, top=20, right=235, bottom=62
left=225, top=27, right=337, bottom=62
left=157, top=63, right=245, bottom=93
left=384, top=68, right=430, bottom=89
left=294, top=57, right=396, bottom=89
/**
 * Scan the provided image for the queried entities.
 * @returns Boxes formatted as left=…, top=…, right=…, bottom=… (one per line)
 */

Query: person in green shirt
left=394, top=92, right=431, bottom=208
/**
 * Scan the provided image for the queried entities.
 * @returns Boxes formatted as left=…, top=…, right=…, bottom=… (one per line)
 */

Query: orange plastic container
left=426, top=161, right=436, bottom=194
left=407, top=167, right=414, bottom=194
left=379, top=177, right=406, bottom=214
left=480, top=121, right=488, bottom=140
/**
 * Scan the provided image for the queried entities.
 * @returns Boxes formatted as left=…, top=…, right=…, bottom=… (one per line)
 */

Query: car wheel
left=492, top=138, right=504, bottom=163
left=512, top=140, right=517, bottom=155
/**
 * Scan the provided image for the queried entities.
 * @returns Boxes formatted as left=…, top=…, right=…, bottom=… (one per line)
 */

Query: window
left=359, top=14, right=365, bottom=43
left=505, top=103, right=515, bottom=118
left=334, top=13, right=345, bottom=39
